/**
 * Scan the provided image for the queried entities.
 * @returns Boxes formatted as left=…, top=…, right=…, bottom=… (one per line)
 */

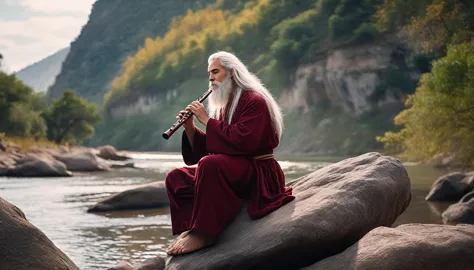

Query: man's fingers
left=192, top=101, right=202, bottom=108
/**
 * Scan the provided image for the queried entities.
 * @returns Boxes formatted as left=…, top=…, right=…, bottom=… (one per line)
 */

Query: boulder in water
left=97, top=145, right=130, bottom=161
left=6, top=153, right=72, bottom=177
left=304, top=224, right=474, bottom=270
left=164, top=152, right=411, bottom=269
left=442, top=190, right=474, bottom=225
left=54, top=151, right=110, bottom=172
left=87, top=181, right=169, bottom=212
left=426, top=171, right=474, bottom=201
left=0, top=197, right=80, bottom=269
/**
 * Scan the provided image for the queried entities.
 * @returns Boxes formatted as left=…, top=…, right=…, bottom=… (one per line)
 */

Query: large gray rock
left=442, top=190, right=474, bottom=225
left=54, top=151, right=110, bottom=172
left=7, top=153, right=72, bottom=177
left=426, top=172, right=474, bottom=201
left=165, top=152, right=411, bottom=270
left=304, top=224, right=474, bottom=270
left=0, top=197, right=80, bottom=269
left=87, top=181, right=169, bottom=212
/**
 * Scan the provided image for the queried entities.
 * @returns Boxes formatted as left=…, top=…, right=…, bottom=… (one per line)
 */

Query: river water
left=0, top=152, right=452, bottom=269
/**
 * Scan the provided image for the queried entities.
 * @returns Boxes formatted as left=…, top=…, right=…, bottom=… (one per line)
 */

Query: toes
left=177, top=246, right=186, bottom=254
left=168, top=241, right=183, bottom=256
left=167, top=242, right=179, bottom=255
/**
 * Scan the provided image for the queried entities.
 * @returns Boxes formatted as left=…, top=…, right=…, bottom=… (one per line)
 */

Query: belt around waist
left=253, top=154, right=274, bottom=160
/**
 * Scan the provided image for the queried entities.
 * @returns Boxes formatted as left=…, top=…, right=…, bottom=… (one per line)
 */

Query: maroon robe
left=165, top=90, right=295, bottom=236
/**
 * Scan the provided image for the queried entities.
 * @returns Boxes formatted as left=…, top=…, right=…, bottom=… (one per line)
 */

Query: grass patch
left=1, top=132, right=60, bottom=151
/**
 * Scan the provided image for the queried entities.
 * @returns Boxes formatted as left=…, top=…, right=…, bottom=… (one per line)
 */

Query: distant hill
left=15, top=47, right=70, bottom=93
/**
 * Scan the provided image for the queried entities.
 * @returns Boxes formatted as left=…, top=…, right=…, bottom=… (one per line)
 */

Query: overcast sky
left=0, top=0, right=96, bottom=72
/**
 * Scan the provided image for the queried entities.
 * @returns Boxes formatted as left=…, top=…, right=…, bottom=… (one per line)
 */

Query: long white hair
left=207, top=51, right=284, bottom=139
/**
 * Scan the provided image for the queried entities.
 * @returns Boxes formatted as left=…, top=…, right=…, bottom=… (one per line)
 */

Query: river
left=0, top=152, right=452, bottom=269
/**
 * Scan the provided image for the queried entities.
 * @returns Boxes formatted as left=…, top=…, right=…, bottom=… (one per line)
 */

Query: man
left=165, top=51, right=295, bottom=256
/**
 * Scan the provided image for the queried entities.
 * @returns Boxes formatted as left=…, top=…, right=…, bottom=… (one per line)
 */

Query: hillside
left=47, top=0, right=220, bottom=103
left=85, top=0, right=426, bottom=154
left=15, top=47, right=69, bottom=93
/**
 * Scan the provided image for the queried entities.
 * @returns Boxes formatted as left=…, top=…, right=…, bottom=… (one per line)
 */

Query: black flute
left=162, top=87, right=213, bottom=140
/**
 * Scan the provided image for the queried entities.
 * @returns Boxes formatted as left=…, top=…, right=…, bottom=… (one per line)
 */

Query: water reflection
left=78, top=222, right=172, bottom=269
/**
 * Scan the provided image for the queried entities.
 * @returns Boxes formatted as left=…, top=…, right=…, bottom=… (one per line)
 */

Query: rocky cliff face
left=47, top=0, right=217, bottom=103
left=99, top=40, right=418, bottom=155
left=108, top=89, right=178, bottom=118
left=279, top=42, right=413, bottom=115
left=274, top=40, right=418, bottom=155
left=109, top=42, right=414, bottom=120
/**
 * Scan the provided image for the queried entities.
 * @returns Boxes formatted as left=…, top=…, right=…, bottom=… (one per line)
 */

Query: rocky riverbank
left=0, top=139, right=132, bottom=177
left=2, top=152, right=474, bottom=270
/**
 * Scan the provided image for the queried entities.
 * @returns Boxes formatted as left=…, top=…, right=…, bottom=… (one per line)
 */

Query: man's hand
left=177, top=109, right=195, bottom=130
left=187, top=101, right=210, bottom=126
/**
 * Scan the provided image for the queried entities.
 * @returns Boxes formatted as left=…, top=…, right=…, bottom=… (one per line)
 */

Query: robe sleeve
left=205, top=97, right=268, bottom=155
left=181, top=127, right=208, bottom=165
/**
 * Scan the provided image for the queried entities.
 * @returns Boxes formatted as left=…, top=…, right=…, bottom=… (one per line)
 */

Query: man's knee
left=165, top=168, right=184, bottom=188
left=198, top=155, right=222, bottom=168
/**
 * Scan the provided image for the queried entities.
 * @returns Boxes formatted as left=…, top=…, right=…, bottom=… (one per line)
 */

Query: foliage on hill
left=376, top=0, right=474, bottom=167
left=103, top=0, right=385, bottom=111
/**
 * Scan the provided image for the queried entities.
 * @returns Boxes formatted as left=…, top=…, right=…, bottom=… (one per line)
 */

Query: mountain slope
left=47, top=0, right=218, bottom=103
left=15, top=47, right=69, bottom=93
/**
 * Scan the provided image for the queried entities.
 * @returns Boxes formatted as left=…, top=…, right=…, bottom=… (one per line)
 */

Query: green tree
left=0, top=72, right=35, bottom=132
left=377, top=41, right=474, bottom=166
left=8, top=103, right=47, bottom=137
left=42, top=90, right=101, bottom=144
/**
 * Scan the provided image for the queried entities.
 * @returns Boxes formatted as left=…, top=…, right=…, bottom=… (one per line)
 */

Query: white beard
left=209, top=73, right=233, bottom=108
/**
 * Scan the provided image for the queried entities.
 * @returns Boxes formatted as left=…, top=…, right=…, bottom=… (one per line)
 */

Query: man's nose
left=209, top=75, right=214, bottom=81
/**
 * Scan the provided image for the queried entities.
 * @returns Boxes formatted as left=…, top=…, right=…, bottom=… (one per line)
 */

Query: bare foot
left=178, top=230, right=190, bottom=239
left=166, top=230, right=191, bottom=253
left=167, top=231, right=215, bottom=256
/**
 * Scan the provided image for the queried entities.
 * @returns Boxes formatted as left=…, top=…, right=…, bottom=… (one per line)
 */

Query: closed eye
left=208, top=68, right=219, bottom=75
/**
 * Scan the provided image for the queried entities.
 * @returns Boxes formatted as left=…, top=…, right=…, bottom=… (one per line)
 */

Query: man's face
left=208, top=59, right=227, bottom=87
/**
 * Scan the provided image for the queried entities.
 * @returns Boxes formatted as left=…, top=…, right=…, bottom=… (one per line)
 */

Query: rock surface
left=88, top=181, right=169, bottom=212
left=442, top=190, right=474, bottom=225
left=426, top=171, right=474, bottom=201
left=165, top=152, right=411, bottom=270
left=109, top=257, right=166, bottom=270
left=304, top=224, right=474, bottom=270
left=0, top=197, right=80, bottom=270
